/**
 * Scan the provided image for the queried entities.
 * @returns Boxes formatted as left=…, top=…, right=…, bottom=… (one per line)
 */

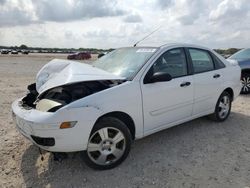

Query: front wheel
left=209, top=91, right=232, bottom=122
left=241, top=73, right=250, bottom=94
left=82, top=117, right=132, bottom=170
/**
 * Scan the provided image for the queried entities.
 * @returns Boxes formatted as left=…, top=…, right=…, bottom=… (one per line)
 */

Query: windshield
left=229, top=48, right=250, bottom=60
left=93, top=47, right=158, bottom=79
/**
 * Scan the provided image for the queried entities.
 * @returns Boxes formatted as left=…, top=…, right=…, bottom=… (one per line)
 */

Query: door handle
left=213, top=74, right=220, bottom=78
left=180, top=82, right=191, bottom=87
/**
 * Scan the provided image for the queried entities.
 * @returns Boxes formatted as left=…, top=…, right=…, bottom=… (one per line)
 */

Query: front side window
left=151, top=48, right=188, bottom=78
left=189, top=49, right=214, bottom=73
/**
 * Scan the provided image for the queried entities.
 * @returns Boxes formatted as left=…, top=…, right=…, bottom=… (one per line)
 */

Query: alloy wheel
left=241, top=76, right=250, bottom=93
left=218, top=95, right=230, bottom=119
left=87, top=127, right=126, bottom=166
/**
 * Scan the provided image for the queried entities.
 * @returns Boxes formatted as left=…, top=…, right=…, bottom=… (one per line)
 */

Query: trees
left=19, top=44, right=28, bottom=49
left=214, top=48, right=241, bottom=56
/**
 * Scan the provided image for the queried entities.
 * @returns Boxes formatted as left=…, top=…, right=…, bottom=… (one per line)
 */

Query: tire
left=82, top=117, right=132, bottom=170
left=209, top=91, right=232, bottom=122
left=241, top=73, right=250, bottom=94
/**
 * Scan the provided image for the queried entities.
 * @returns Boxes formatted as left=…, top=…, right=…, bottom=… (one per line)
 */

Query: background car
left=11, top=50, right=18, bottom=54
left=1, top=49, right=9, bottom=54
left=228, top=48, right=250, bottom=94
left=67, top=52, right=91, bottom=60
left=21, top=50, right=29, bottom=55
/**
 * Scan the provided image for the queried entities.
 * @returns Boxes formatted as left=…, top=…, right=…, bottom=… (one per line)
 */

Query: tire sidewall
left=214, top=91, right=232, bottom=122
left=82, top=117, right=132, bottom=170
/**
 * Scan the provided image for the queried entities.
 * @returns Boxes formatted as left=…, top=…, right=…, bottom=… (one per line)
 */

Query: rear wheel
left=209, top=91, right=232, bottom=122
left=82, top=117, right=132, bottom=170
left=241, top=73, right=250, bottom=94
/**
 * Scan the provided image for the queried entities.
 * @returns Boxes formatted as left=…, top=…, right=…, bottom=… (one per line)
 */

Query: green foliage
left=19, top=44, right=28, bottom=49
left=214, top=48, right=241, bottom=56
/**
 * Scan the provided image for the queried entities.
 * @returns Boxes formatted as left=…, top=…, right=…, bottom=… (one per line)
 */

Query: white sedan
left=12, top=44, right=241, bottom=169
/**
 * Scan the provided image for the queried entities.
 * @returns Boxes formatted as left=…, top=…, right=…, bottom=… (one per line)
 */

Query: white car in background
left=12, top=44, right=241, bottom=169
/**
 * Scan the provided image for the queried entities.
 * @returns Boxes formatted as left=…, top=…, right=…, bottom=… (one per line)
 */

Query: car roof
left=120, top=43, right=211, bottom=51
left=159, top=43, right=211, bottom=51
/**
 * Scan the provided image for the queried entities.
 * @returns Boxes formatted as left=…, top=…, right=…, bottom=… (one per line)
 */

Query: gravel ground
left=0, top=54, right=250, bottom=188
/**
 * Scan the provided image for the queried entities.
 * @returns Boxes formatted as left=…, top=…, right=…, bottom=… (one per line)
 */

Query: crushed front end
left=12, top=59, right=125, bottom=152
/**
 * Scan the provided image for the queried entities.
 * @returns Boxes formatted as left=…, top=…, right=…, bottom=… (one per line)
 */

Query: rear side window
left=189, top=49, right=214, bottom=73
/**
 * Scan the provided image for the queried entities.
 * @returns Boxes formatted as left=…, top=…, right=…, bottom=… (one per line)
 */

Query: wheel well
left=96, top=112, right=136, bottom=140
left=224, top=88, right=234, bottom=100
left=242, top=69, right=250, bottom=75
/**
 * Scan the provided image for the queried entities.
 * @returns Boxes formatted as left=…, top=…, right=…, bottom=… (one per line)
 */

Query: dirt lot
left=0, top=54, right=250, bottom=188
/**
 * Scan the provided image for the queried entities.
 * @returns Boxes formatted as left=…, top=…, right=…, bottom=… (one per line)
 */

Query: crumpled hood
left=36, top=59, right=124, bottom=94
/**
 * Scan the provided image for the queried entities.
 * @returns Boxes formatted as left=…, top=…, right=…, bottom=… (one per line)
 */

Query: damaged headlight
left=36, top=80, right=118, bottom=112
left=21, top=83, right=38, bottom=109
left=36, top=99, right=64, bottom=112
left=21, top=80, right=124, bottom=112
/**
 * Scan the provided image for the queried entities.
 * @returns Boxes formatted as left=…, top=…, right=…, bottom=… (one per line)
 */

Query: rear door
left=187, top=48, right=224, bottom=115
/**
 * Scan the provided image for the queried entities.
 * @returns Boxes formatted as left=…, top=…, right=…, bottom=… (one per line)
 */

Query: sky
left=0, top=0, right=250, bottom=49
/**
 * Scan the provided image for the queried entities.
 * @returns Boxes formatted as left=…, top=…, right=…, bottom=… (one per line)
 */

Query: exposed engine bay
left=21, top=80, right=124, bottom=112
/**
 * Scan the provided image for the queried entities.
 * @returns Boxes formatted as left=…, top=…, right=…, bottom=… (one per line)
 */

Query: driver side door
left=141, top=48, right=194, bottom=134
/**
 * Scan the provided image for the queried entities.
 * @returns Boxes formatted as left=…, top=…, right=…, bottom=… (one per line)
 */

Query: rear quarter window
left=211, top=53, right=226, bottom=69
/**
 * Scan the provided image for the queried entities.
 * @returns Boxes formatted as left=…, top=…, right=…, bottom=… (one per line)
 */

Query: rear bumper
left=12, top=98, right=102, bottom=152
left=233, top=82, right=242, bottom=100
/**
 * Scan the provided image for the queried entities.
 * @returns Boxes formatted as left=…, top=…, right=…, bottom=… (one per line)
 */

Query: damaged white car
left=12, top=44, right=241, bottom=169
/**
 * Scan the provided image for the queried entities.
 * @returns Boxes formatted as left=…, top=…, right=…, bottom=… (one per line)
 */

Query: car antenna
left=133, top=26, right=162, bottom=47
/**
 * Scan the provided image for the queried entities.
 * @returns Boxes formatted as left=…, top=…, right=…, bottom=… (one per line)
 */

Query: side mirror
left=146, top=72, right=172, bottom=84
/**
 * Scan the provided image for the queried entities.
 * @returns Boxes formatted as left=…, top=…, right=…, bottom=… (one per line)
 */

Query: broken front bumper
left=12, top=98, right=102, bottom=152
